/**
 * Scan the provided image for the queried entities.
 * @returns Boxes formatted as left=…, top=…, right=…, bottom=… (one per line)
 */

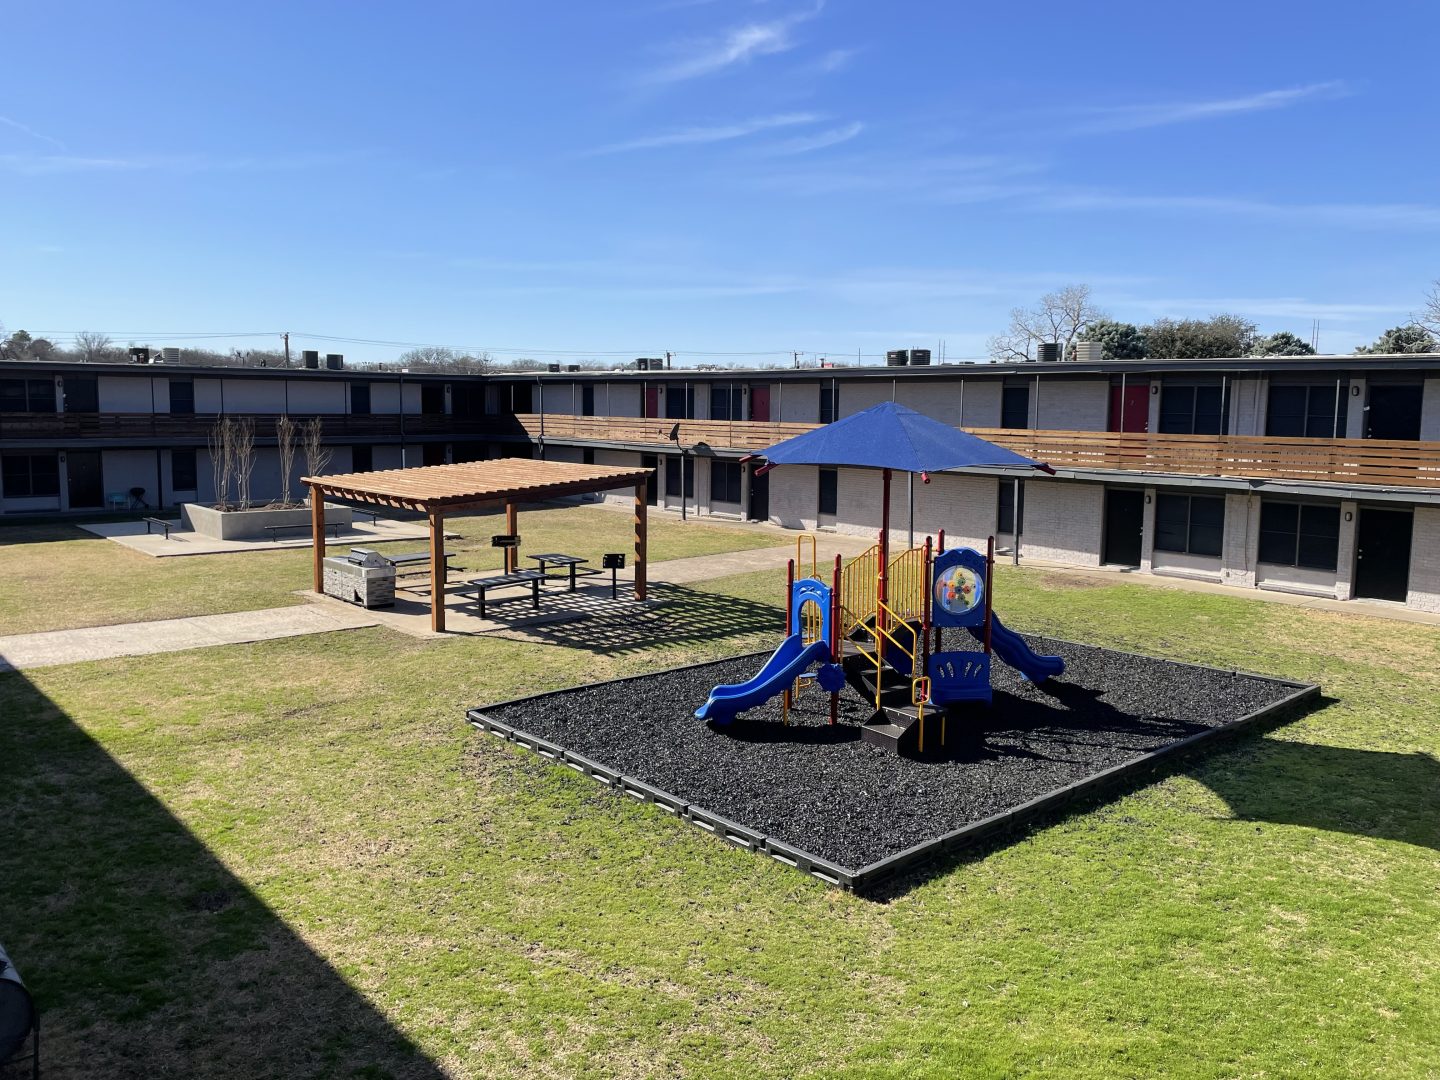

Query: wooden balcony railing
left=0, top=412, right=491, bottom=440
left=506, top=413, right=818, bottom=450
left=508, top=413, right=1440, bottom=490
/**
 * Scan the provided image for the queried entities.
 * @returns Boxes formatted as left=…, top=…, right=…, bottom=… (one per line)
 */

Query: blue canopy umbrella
left=746, top=400, right=1053, bottom=562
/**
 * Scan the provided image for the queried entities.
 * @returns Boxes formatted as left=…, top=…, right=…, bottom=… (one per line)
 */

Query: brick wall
left=1034, top=379, right=1109, bottom=431
left=768, top=464, right=818, bottom=530
left=1019, top=479, right=1103, bottom=566
left=959, top=380, right=1002, bottom=428
left=1407, top=506, right=1440, bottom=612
left=894, top=381, right=965, bottom=425
left=776, top=382, right=820, bottom=423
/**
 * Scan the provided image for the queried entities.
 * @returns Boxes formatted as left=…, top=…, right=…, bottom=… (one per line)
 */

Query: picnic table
left=463, top=570, right=546, bottom=617
left=525, top=553, right=595, bottom=591
left=383, top=551, right=457, bottom=577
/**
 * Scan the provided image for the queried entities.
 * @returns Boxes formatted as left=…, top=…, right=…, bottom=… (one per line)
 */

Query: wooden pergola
left=303, top=458, right=655, bottom=633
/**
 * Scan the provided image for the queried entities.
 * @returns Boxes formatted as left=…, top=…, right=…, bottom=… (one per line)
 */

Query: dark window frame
left=169, top=380, right=195, bottom=416
left=711, top=460, right=742, bottom=504
left=1154, top=493, right=1224, bottom=557
left=709, top=384, right=743, bottom=421
left=1257, top=499, right=1340, bottom=571
left=0, top=377, right=56, bottom=413
left=1000, top=385, right=1030, bottom=430
left=63, top=376, right=100, bottom=413
left=997, top=480, right=1025, bottom=535
left=1158, top=382, right=1229, bottom=435
left=350, top=382, right=372, bottom=416
left=351, top=444, right=373, bottom=473
left=819, top=384, right=839, bottom=425
left=1266, top=383, right=1344, bottom=438
left=171, top=448, right=198, bottom=492
left=2, top=451, right=61, bottom=497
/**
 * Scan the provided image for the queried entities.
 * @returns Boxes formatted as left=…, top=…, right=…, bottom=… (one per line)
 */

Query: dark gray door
left=67, top=450, right=104, bottom=508
left=1354, top=508, right=1412, bottom=602
left=1103, top=489, right=1144, bottom=566
left=748, top=466, right=769, bottom=521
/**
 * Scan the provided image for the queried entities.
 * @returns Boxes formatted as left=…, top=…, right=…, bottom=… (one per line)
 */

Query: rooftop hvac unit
left=1074, top=342, right=1104, bottom=362
left=129, top=346, right=151, bottom=364
left=302, top=350, right=320, bottom=369
left=566, top=364, right=581, bottom=372
left=636, top=357, right=663, bottom=371
left=1036, top=342, right=1060, bottom=363
left=324, top=353, right=344, bottom=370
left=886, top=349, right=909, bottom=366
left=161, top=346, right=181, bottom=362
left=908, top=348, right=931, bottom=366
left=547, top=362, right=562, bottom=373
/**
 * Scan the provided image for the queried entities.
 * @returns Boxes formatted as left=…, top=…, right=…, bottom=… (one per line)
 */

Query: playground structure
left=695, top=529, right=1066, bottom=755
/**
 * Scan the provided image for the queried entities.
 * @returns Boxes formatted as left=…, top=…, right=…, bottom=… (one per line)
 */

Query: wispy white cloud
left=1069, top=81, right=1350, bottom=134
left=757, top=121, right=864, bottom=155
left=744, top=152, right=1045, bottom=200
left=648, top=2, right=824, bottom=83
left=0, top=150, right=363, bottom=176
left=808, top=47, right=857, bottom=74
left=583, top=112, right=821, bottom=155
left=1033, top=189, right=1440, bottom=230
left=0, top=114, right=66, bottom=151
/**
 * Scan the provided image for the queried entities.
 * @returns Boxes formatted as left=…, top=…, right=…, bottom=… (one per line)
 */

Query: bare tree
left=232, top=418, right=256, bottom=510
left=275, top=416, right=298, bottom=507
left=207, top=420, right=230, bottom=509
left=988, top=284, right=1105, bottom=362
left=72, top=331, right=116, bottom=363
left=300, top=418, right=332, bottom=503
left=1421, top=280, right=1440, bottom=342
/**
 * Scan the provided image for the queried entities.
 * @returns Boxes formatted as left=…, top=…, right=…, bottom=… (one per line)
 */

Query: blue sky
left=3, top=0, right=1437, bottom=364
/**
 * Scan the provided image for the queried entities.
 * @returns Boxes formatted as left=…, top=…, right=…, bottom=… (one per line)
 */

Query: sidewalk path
left=0, top=605, right=377, bottom=672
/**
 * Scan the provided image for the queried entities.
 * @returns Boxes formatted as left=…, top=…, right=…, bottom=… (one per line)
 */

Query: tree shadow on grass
left=0, top=669, right=445, bottom=1080
left=481, top=582, right=783, bottom=655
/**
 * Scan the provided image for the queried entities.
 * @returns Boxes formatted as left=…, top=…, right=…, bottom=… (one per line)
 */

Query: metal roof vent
left=1075, top=342, right=1104, bottom=362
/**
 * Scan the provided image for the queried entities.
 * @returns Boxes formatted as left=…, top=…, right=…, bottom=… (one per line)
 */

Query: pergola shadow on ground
left=0, top=668, right=446, bottom=1078
left=479, top=582, right=782, bottom=655
left=305, top=459, right=654, bottom=633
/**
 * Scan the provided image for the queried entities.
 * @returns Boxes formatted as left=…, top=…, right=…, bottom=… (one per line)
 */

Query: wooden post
left=504, top=502, right=518, bottom=573
left=634, top=483, right=647, bottom=601
left=430, top=510, right=446, bottom=633
left=310, top=484, right=326, bottom=593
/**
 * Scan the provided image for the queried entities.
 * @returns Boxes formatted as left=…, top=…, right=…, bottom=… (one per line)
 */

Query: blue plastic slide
left=967, top=615, right=1065, bottom=683
left=695, top=635, right=832, bottom=724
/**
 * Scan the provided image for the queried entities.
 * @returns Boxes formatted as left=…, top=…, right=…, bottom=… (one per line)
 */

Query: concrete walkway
left=0, top=605, right=377, bottom=672
left=80, top=516, right=447, bottom=558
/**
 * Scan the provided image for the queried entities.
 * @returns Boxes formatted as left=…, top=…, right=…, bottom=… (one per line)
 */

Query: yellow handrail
left=796, top=533, right=817, bottom=581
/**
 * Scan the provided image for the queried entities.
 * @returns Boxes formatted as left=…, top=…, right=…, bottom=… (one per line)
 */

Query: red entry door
left=1109, top=382, right=1149, bottom=432
left=749, top=385, right=771, bottom=422
left=644, top=385, right=660, bottom=419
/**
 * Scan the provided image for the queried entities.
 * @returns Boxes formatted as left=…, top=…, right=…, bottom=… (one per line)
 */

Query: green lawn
left=1, top=559, right=1438, bottom=1078
left=0, top=505, right=781, bottom=636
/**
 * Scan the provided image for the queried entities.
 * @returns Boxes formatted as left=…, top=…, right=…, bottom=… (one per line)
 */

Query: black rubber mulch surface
left=481, top=636, right=1298, bottom=870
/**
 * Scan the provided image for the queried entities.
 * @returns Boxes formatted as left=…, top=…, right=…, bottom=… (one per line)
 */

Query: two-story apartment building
left=3, top=354, right=1438, bottom=613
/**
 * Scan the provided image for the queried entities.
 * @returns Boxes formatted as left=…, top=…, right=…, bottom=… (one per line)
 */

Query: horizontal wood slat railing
left=0, top=412, right=490, bottom=440
left=508, top=413, right=818, bottom=450
left=509, top=414, right=1440, bottom=489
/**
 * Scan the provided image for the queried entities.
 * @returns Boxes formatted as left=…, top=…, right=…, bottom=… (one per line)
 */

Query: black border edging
left=466, top=641, right=1320, bottom=894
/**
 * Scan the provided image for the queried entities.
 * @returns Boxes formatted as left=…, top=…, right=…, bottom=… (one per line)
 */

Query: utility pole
left=792, top=350, right=801, bottom=369
left=282, top=332, right=291, bottom=368
left=665, top=350, right=672, bottom=370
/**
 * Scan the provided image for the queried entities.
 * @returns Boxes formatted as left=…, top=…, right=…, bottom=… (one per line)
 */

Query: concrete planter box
left=181, top=502, right=353, bottom=541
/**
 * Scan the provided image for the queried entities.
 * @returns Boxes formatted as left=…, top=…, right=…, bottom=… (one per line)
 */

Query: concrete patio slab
left=0, top=605, right=377, bottom=672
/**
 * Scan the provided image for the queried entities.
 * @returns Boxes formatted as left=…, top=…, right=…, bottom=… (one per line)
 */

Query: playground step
left=859, top=720, right=909, bottom=751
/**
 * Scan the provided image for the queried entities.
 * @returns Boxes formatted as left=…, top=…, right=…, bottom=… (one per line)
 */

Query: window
left=820, top=384, right=838, bottom=425
left=1001, top=385, right=1030, bottom=429
left=0, top=378, right=55, bottom=412
left=709, top=385, right=743, bottom=421
left=1366, top=385, right=1423, bottom=441
left=421, top=384, right=445, bottom=414
left=712, top=461, right=742, bottom=504
left=171, top=449, right=198, bottom=492
left=581, top=385, right=595, bottom=417
left=1159, top=383, right=1227, bottom=434
left=1, top=452, right=60, bottom=497
left=581, top=448, right=595, bottom=466
left=170, top=380, right=195, bottom=415
left=665, top=455, right=693, bottom=499
left=1267, top=384, right=1342, bottom=438
left=351, top=445, right=373, bottom=473
left=665, top=385, right=694, bottom=419
left=1154, top=493, right=1224, bottom=557
left=818, top=468, right=838, bottom=516
left=351, top=382, right=371, bottom=415
left=1258, top=501, right=1340, bottom=571
left=64, top=376, right=99, bottom=413
left=997, top=480, right=1025, bottom=535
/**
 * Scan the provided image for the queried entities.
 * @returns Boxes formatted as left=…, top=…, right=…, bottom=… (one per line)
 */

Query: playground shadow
left=0, top=668, right=445, bottom=1079
left=481, top=582, right=782, bottom=655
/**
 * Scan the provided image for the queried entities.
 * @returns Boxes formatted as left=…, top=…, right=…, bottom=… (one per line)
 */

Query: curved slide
left=967, top=616, right=1065, bottom=683
left=695, top=635, right=832, bottom=724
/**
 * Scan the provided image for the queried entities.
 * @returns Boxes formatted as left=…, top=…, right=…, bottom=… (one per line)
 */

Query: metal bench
left=525, top=553, right=598, bottom=591
left=382, top=551, right=457, bottom=578
left=265, top=522, right=343, bottom=539
left=143, top=516, right=178, bottom=540
left=463, top=570, right=546, bottom=617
